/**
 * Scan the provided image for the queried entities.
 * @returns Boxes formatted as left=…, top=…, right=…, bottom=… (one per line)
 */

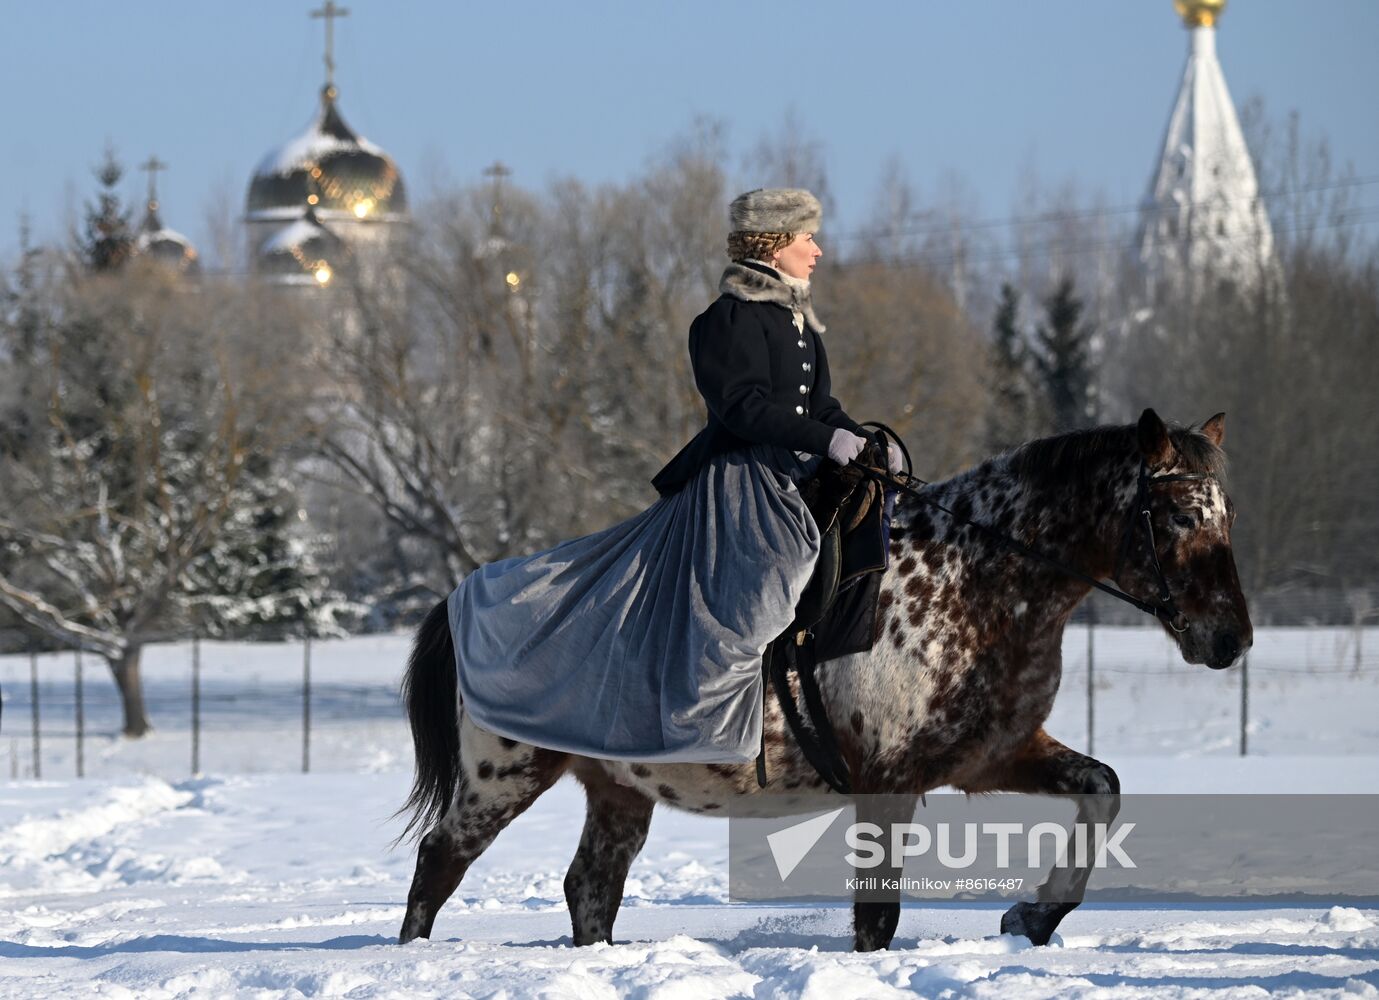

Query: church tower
left=245, top=2, right=408, bottom=287
left=1136, top=0, right=1276, bottom=297
left=133, top=155, right=200, bottom=274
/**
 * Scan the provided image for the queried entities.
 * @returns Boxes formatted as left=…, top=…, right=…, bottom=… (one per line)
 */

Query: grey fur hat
left=729, top=188, right=822, bottom=235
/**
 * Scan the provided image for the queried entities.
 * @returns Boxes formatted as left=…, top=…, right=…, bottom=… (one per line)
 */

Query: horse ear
left=1200, top=412, right=1226, bottom=448
left=1137, top=408, right=1174, bottom=469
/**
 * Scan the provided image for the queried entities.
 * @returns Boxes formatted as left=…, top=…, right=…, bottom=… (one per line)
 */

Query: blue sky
left=3, top=1, right=1376, bottom=264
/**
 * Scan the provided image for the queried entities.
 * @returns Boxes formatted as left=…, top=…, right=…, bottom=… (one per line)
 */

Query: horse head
left=1114, top=408, right=1253, bottom=670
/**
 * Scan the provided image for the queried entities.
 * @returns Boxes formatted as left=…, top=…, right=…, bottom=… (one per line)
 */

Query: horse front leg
left=958, top=728, right=1120, bottom=946
left=852, top=793, right=918, bottom=951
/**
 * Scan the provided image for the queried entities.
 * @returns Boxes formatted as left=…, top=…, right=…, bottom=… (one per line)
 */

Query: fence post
left=302, top=634, right=312, bottom=774
left=1239, top=651, right=1249, bottom=757
left=191, top=634, right=201, bottom=776
left=1348, top=590, right=1368, bottom=673
left=74, top=647, right=84, bottom=779
left=1085, top=601, right=1096, bottom=756
left=29, top=646, right=40, bottom=780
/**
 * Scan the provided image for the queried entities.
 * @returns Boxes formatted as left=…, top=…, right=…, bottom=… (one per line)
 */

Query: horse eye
left=1171, top=513, right=1195, bottom=529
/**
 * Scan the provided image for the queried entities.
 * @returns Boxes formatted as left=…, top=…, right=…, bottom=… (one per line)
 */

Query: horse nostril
left=1214, top=632, right=1241, bottom=664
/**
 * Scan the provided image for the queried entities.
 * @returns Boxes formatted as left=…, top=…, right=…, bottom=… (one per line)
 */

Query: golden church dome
left=256, top=206, right=352, bottom=286
left=1173, top=0, right=1227, bottom=28
left=134, top=205, right=200, bottom=274
left=247, top=85, right=407, bottom=224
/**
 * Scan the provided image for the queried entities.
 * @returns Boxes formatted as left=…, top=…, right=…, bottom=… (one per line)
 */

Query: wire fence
left=1054, top=593, right=1379, bottom=759
left=0, top=610, right=1376, bottom=782
left=0, top=629, right=406, bottom=781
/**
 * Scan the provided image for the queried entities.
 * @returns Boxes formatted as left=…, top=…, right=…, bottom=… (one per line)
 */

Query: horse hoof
left=1000, top=901, right=1057, bottom=946
left=398, top=916, right=430, bottom=945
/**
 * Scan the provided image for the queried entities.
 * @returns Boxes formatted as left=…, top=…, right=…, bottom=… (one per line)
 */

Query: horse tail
left=396, top=597, right=461, bottom=845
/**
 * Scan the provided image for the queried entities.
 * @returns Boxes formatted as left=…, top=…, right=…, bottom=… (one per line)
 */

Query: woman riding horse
left=447, top=187, right=899, bottom=765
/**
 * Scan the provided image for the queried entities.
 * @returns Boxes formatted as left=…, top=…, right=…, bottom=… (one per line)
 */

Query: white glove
left=827, top=429, right=868, bottom=466
left=887, top=441, right=903, bottom=474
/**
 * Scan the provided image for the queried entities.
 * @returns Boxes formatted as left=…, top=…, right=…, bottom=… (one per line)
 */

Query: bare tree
left=304, top=128, right=729, bottom=601
left=825, top=259, right=989, bottom=478
left=0, top=260, right=334, bottom=735
left=746, top=108, right=834, bottom=220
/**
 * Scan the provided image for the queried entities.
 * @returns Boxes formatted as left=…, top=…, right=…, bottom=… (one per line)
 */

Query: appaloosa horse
left=395, top=408, right=1252, bottom=951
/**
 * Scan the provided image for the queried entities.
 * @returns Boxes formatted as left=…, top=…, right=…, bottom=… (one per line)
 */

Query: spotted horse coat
left=396, top=409, right=1252, bottom=952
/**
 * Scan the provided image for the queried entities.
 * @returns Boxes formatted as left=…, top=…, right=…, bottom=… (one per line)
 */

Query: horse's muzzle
left=1208, top=629, right=1245, bottom=670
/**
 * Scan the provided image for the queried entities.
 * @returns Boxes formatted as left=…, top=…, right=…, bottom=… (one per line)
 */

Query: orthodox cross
left=139, top=154, right=168, bottom=210
left=310, top=1, right=350, bottom=90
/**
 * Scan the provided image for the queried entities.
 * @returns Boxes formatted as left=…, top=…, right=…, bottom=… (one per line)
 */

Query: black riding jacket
left=651, top=261, right=862, bottom=495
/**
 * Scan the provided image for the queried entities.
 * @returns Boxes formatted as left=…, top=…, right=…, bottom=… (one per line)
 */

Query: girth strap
left=757, top=631, right=853, bottom=794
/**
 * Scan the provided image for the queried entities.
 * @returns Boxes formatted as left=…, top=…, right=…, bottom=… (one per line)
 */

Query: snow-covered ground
left=1, top=629, right=1377, bottom=998
left=3, top=626, right=1376, bottom=781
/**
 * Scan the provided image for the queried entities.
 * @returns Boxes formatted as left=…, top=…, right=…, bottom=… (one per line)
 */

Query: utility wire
left=865, top=204, right=1379, bottom=271
left=832, top=174, right=1379, bottom=243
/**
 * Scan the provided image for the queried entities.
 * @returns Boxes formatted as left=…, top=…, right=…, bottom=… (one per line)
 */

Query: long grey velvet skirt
left=448, top=443, right=823, bottom=763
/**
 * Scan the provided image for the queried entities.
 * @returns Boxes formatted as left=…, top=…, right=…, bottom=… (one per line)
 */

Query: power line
left=832, top=173, right=1379, bottom=243
left=865, top=204, right=1379, bottom=272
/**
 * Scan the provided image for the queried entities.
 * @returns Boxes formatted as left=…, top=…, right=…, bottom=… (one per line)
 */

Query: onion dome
left=247, top=85, right=407, bottom=225
left=132, top=156, right=199, bottom=274
left=256, top=206, right=351, bottom=286
left=134, top=200, right=200, bottom=274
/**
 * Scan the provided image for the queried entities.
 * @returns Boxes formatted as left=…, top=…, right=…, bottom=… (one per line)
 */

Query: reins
left=759, top=423, right=1210, bottom=796
left=854, top=423, right=1210, bottom=633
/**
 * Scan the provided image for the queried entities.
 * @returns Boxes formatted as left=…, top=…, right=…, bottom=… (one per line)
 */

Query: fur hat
left=729, top=188, right=822, bottom=235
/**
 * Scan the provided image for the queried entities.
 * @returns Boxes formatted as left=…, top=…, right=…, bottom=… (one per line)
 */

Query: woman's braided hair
left=726, top=230, right=794, bottom=263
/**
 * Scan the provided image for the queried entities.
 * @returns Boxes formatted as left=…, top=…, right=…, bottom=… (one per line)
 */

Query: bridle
left=759, top=426, right=1215, bottom=796
left=1111, top=459, right=1214, bottom=633
left=852, top=422, right=1215, bottom=634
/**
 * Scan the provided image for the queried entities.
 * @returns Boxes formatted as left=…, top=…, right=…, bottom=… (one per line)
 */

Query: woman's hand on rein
left=827, top=429, right=868, bottom=466
left=887, top=441, right=903, bottom=474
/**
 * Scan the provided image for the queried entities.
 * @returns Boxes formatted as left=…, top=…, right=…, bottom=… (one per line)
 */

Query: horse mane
left=1005, top=421, right=1228, bottom=489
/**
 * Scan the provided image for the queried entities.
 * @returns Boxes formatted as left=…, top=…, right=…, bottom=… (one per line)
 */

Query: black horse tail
left=396, top=598, right=461, bottom=845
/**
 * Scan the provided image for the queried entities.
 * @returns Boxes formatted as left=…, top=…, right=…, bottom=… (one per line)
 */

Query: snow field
left=2, top=626, right=1377, bottom=782
left=0, top=631, right=1376, bottom=996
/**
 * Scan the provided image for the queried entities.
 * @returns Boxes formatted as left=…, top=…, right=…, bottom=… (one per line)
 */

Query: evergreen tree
left=181, top=448, right=349, bottom=639
left=1031, top=276, right=1096, bottom=433
left=0, top=216, right=43, bottom=458
left=83, top=145, right=133, bottom=272
left=10, top=215, right=41, bottom=361
left=0, top=263, right=352, bottom=735
left=984, top=282, right=1035, bottom=452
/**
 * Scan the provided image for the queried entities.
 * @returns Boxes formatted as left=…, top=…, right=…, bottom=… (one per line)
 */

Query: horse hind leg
left=564, top=762, right=656, bottom=946
left=399, top=730, right=567, bottom=943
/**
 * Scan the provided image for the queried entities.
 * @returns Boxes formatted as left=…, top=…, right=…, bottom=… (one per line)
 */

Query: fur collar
left=719, top=260, right=826, bottom=333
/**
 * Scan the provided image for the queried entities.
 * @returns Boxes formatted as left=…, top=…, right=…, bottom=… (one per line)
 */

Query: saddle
left=790, top=443, right=889, bottom=635
left=756, top=435, right=893, bottom=793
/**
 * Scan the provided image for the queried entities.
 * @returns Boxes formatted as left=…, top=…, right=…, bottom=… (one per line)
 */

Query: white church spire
left=1137, top=0, right=1276, bottom=296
